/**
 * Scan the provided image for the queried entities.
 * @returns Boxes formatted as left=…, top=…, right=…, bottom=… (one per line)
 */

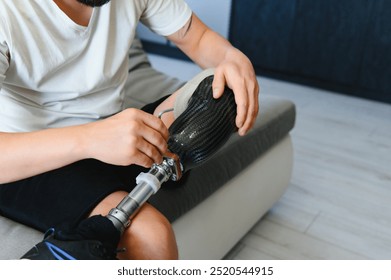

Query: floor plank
left=250, top=219, right=367, bottom=260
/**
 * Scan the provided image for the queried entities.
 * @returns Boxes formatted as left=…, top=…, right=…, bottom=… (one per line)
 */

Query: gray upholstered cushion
left=0, top=214, right=42, bottom=259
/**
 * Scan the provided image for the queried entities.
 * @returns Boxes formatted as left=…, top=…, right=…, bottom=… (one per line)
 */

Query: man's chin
left=77, top=0, right=111, bottom=7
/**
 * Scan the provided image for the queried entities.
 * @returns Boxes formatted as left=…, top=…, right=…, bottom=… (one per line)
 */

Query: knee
left=118, top=204, right=178, bottom=260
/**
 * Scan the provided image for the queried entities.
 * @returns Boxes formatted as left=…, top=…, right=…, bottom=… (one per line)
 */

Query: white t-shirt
left=0, top=0, right=191, bottom=132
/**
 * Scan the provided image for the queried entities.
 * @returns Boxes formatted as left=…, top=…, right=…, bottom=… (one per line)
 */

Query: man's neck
left=53, top=0, right=93, bottom=27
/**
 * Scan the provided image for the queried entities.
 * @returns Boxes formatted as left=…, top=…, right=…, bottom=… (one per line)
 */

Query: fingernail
left=239, top=128, right=247, bottom=136
left=212, top=87, right=219, bottom=98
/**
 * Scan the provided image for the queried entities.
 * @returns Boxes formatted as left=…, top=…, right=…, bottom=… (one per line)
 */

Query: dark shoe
left=21, top=229, right=117, bottom=260
left=21, top=215, right=121, bottom=260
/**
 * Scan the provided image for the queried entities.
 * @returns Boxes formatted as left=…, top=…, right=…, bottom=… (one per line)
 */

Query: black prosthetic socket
left=168, top=75, right=238, bottom=172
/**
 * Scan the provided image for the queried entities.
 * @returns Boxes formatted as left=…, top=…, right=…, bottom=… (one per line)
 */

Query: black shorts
left=0, top=96, right=186, bottom=232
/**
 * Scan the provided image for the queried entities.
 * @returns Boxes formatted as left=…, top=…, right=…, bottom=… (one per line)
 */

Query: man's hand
left=212, top=48, right=259, bottom=136
left=0, top=108, right=168, bottom=184
left=167, top=13, right=259, bottom=136
left=83, top=108, right=169, bottom=168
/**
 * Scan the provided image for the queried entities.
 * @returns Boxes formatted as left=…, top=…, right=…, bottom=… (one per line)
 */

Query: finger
left=140, top=126, right=168, bottom=157
left=133, top=151, right=155, bottom=168
left=137, top=136, right=164, bottom=165
left=238, top=80, right=260, bottom=135
left=123, top=112, right=168, bottom=161
left=138, top=111, right=169, bottom=141
left=212, top=70, right=226, bottom=99
left=230, top=78, right=248, bottom=130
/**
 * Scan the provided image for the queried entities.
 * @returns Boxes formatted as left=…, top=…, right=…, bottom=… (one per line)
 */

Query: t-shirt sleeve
left=140, top=0, right=192, bottom=37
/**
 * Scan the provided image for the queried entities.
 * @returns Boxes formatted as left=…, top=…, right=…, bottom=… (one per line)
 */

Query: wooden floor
left=148, top=54, right=391, bottom=260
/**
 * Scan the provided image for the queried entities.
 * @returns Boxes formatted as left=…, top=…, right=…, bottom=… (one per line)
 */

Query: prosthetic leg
left=21, top=69, right=238, bottom=260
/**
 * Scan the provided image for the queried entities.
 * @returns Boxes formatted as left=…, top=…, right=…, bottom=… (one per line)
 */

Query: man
left=0, top=0, right=259, bottom=259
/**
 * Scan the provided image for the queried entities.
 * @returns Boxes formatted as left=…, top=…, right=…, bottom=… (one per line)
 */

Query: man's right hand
left=83, top=108, right=169, bottom=168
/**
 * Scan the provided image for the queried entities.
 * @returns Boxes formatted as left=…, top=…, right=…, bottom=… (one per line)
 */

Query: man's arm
left=0, top=109, right=169, bottom=184
left=166, top=13, right=259, bottom=136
